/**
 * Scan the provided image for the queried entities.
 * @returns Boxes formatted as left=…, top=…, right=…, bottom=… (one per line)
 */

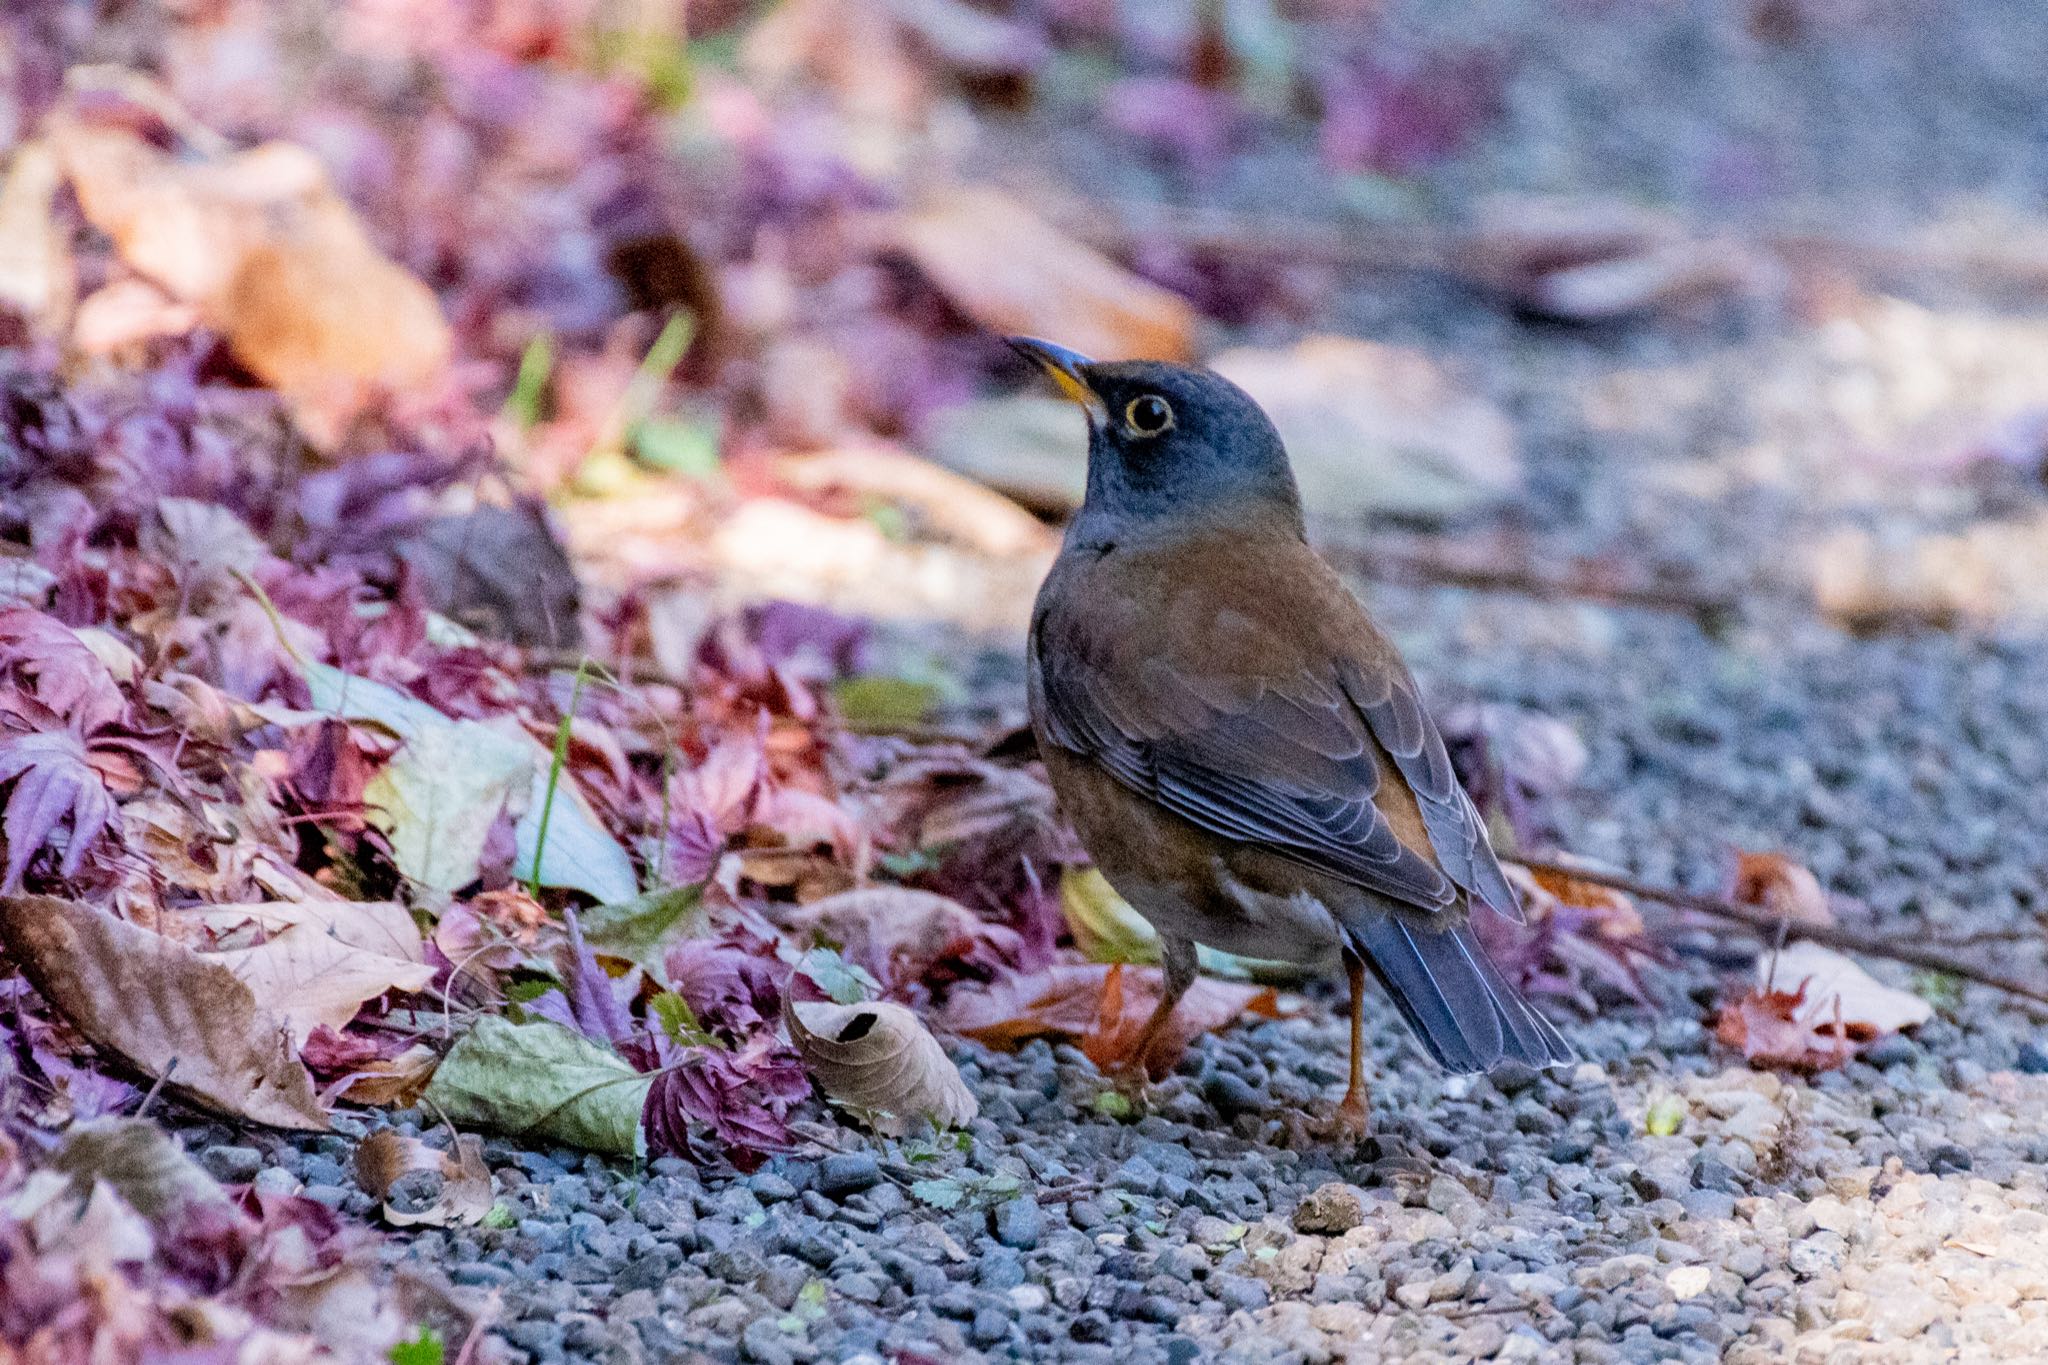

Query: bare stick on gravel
left=1508, top=854, right=2048, bottom=1011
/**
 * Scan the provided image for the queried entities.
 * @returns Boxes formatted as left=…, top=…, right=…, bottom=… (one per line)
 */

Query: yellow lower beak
left=1008, top=336, right=1105, bottom=420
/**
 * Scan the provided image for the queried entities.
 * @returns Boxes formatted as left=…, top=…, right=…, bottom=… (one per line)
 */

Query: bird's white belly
left=1116, top=864, right=1345, bottom=969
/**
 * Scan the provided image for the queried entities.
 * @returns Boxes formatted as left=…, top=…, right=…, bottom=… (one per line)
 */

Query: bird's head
left=1009, top=338, right=1303, bottom=537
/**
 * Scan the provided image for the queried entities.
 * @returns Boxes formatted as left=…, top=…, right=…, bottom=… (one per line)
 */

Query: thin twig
left=1508, top=855, right=2048, bottom=1009
left=1338, top=544, right=1748, bottom=629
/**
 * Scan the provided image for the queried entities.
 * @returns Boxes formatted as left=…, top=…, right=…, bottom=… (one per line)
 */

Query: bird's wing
left=1031, top=542, right=1520, bottom=921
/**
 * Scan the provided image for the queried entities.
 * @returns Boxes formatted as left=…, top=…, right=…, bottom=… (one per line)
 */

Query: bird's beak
left=1007, top=336, right=1106, bottom=423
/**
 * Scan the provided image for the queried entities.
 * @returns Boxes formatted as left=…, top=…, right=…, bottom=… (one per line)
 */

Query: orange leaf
left=1730, top=850, right=1834, bottom=926
left=946, top=962, right=1280, bottom=1078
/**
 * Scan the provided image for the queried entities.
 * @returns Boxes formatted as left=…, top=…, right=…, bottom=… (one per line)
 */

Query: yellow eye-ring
left=1124, top=394, right=1174, bottom=436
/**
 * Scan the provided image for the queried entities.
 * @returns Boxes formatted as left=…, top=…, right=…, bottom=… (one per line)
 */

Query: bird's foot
left=1301, top=1089, right=1372, bottom=1145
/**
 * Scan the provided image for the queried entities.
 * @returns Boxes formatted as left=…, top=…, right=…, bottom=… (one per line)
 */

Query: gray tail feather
left=1348, top=917, right=1576, bottom=1073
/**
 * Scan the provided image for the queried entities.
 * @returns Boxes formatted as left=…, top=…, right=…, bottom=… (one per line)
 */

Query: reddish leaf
left=944, top=962, right=1281, bottom=1079
left=1714, top=983, right=1856, bottom=1073
left=0, top=728, right=117, bottom=888
left=641, top=1037, right=810, bottom=1171
left=0, top=609, right=126, bottom=733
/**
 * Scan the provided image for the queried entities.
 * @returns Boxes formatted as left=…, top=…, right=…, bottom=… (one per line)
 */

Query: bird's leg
left=1123, top=934, right=1197, bottom=1085
left=1336, top=951, right=1372, bottom=1136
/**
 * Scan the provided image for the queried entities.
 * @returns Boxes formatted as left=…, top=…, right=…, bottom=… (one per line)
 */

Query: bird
left=1012, top=336, right=1574, bottom=1133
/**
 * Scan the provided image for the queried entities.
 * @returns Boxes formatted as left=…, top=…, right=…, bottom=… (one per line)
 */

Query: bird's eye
left=1124, top=394, right=1174, bottom=437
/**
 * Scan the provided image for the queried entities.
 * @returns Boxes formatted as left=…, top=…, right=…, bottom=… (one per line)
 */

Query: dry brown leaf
left=1714, top=984, right=1854, bottom=1072
left=0, top=140, right=74, bottom=334
left=1716, top=942, right=1934, bottom=1073
left=51, top=81, right=450, bottom=443
left=883, top=185, right=1198, bottom=362
left=1521, top=865, right=1647, bottom=941
left=0, top=894, right=328, bottom=1130
left=1765, top=941, right=1934, bottom=1037
left=708, top=497, right=1051, bottom=634
left=786, top=996, right=978, bottom=1136
left=50, top=1118, right=237, bottom=1218
left=776, top=447, right=1054, bottom=558
left=944, top=962, right=1281, bottom=1079
left=783, top=886, right=1019, bottom=993
left=181, top=901, right=434, bottom=1047
left=1730, top=850, right=1834, bottom=927
left=329, top=1043, right=440, bottom=1108
left=71, top=278, right=199, bottom=357
left=352, top=1129, right=493, bottom=1228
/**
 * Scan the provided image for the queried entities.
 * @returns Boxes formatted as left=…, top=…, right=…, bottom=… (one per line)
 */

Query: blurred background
left=14, top=0, right=2048, bottom=654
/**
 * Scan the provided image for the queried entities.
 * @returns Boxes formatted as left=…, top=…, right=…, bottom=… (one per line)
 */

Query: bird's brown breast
left=1029, top=519, right=1470, bottom=958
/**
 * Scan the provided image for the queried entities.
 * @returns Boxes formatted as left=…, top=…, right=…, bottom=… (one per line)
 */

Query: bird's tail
left=1347, top=916, right=1576, bottom=1073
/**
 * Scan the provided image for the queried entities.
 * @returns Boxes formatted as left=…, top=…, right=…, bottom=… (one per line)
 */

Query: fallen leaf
left=352, top=1130, right=493, bottom=1228
left=327, top=1043, right=438, bottom=1109
left=944, top=962, right=1281, bottom=1078
left=0, top=139, right=74, bottom=335
left=0, top=894, right=328, bottom=1129
left=785, top=996, right=977, bottom=1136
left=49, top=1118, right=236, bottom=1219
left=394, top=504, right=583, bottom=650
left=1714, top=983, right=1852, bottom=1073
left=581, top=884, right=705, bottom=972
left=1458, top=195, right=1764, bottom=322
left=0, top=729, right=117, bottom=890
left=290, top=658, right=637, bottom=902
left=366, top=716, right=530, bottom=895
left=1060, top=866, right=1159, bottom=965
left=777, top=447, right=1053, bottom=558
left=708, top=496, right=1050, bottom=634
left=182, top=900, right=435, bottom=1046
left=422, top=1015, right=648, bottom=1157
left=1210, top=337, right=1521, bottom=525
left=53, top=83, right=451, bottom=442
left=883, top=185, right=1199, bottom=362
left=783, top=886, right=1021, bottom=993
left=1730, top=851, right=1834, bottom=927
left=641, top=1038, right=809, bottom=1171
left=71, top=277, right=199, bottom=356
left=1763, top=941, right=1934, bottom=1037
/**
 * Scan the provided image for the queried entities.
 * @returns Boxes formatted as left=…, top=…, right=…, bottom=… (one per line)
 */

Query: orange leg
left=1336, top=953, right=1372, bottom=1135
left=1125, top=935, right=1197, bottom=1079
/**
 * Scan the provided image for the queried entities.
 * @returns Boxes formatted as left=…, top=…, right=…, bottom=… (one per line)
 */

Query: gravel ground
left=189, top=5, right=2048, bottom=1362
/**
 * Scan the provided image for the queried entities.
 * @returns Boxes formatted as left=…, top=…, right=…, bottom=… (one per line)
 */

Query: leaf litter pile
left=0, top=3, right=1967, bottom=1358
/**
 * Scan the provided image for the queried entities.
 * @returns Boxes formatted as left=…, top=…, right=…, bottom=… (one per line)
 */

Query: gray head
left=1010, top=338, right=1303, bottom=536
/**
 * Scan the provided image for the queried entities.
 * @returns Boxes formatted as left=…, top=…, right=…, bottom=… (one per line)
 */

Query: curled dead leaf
left=785, top=996, right=977, bottom=1136
left=0, top=894, right=328, bottom=1130
left=353, top=1129, right=493, bottom=1228
left=1459, top=195, right=1767, bottom=322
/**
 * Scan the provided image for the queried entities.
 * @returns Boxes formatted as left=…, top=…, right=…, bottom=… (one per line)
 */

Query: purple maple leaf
left=0, top=728, right=115, bottom=889
left=664, top=937, right=786, bottom=1042
left=554, top=907, right=636, bottom=1047
left=0, top=608, right=126, bottom=733
left=641, top=1037, right=809, bottom=1171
